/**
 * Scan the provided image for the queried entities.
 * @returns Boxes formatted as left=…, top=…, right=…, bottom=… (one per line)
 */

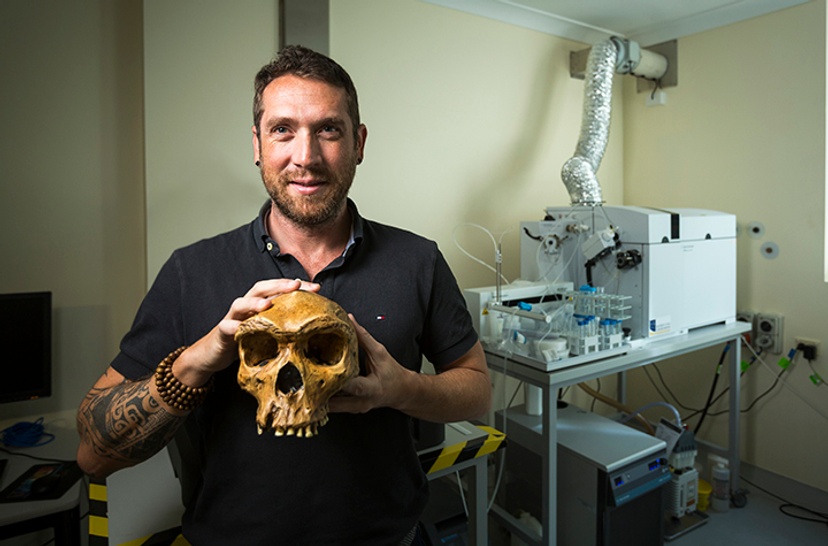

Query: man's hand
left=328, top=314, right=412, bottom=414
left=175, top=278, right=320, bottom=386
left=329, top=315, right=491, bottom=423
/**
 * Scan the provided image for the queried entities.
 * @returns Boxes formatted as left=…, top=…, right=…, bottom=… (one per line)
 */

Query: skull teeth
left=270, top=423, right=320, bottom=438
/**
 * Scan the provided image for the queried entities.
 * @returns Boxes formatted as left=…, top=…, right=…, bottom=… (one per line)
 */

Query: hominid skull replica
left=235, top=290, right=358, bottom=438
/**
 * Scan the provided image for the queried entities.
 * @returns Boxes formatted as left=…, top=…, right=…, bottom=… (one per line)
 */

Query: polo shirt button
left=266, top=242, right=274, bottom=251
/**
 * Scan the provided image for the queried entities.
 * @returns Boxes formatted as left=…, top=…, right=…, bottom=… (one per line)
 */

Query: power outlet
left=755, top=313, right=784, bottom=354
left=736, top=311, right=755, bottom=345
left=736, top=311, right=755, bottom=324
left=795, top=337, right=820, bottom=360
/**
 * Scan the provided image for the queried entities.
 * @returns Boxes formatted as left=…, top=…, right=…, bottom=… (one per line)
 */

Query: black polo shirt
left=111, top=199, right=478, bottom=545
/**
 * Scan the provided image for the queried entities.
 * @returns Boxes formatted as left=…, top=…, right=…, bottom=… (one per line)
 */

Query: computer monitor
left=0, top=291, right=52, bottom=404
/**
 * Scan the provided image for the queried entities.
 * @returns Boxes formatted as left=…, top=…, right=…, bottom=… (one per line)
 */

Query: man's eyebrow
left=318, top=116, right=347, bottom=128
left=263, top=116, right=296, bottom=128
left=261, top=116, right=347, bottom=129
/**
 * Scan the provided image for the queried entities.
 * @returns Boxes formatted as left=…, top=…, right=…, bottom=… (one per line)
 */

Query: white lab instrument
left=521, top=205, right=736, bottom=343
left=463, top=280, right=572, bottom=347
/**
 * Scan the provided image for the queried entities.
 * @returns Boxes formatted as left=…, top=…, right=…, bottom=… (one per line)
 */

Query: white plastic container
left=711, top=463, right=730, bottom=512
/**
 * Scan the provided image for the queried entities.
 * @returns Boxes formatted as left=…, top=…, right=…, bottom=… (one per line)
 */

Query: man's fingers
left=348, top=313, right=380, bottom=352
left=330, top=380, right=372, bottom=414
left=231, top=279, right=323, bottom=320
left=245, top=278, right=321, bottom=299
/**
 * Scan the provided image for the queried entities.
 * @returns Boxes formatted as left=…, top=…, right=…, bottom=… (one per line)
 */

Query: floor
left=669, top=465, right=828, bottom=546
left=481, top=462, right=828, bottom=545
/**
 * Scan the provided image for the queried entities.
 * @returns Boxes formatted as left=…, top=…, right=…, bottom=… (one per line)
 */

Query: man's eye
left=271, top=126, right=288, bottom=134
left=319, top=126, right=342, bottom=140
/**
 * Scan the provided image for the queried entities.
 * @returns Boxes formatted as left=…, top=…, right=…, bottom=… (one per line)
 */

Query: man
left=76, top=45, right=490, bottom=545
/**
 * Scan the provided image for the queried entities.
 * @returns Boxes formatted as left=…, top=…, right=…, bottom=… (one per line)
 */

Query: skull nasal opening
left=277, top=363, right=304, bottom=395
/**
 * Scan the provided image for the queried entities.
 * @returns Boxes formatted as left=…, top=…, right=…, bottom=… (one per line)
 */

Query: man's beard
left=262, top=159, right=356, bottom=228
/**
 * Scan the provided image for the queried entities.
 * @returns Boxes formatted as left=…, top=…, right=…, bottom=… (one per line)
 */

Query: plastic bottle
left=524, top=384, right=542, bottom=416
left=711, top=463, right=730, bottom=512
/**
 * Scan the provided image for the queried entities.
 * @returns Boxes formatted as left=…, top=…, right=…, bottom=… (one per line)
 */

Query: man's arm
left=76, top=278, right=321, bottom=479
left=76, top=366, right=188, bottom=479
left=329, top=316, right=491, bottom=422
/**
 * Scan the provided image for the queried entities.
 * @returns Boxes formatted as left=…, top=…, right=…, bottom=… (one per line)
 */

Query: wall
left=332, top=0, right=624, bottom=291
left=143, top=0, right=280, bottom=282
left=622, top=0, right=828, bottom=491
left=0, top=0, right=145, bottom=422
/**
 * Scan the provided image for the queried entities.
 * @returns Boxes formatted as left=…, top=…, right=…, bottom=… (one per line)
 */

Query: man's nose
left=293, top=131, right=321, bottom=167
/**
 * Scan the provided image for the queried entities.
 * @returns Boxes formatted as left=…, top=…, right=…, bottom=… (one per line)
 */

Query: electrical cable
left=679, top=337, right=763, bottom=420
left=643, top=337, right=764, bottom=423
left=700, top=339, right=761, bottom=412
left=0, top=418, right=55, bottom=448
left=739, top=364, right=790, bottom=413
left=0, top=446, right=71, bottom=463
left=701, top=345, right=824, bottom=418
left=693, top=342, right=730, bottom=434
left=699, top=356, right=790, bottom=418
left=702, top=346, right=796, bottom=416
left=743, top=341, right=828, bottom=421
left=805, top=358, right=826, bottom=388
left=642, top=364, right=701, bottom=413
left=739, top=474, right=828, bottom=527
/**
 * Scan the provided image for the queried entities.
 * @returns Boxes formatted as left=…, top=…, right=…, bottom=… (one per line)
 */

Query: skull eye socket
left=241, top=333, right=280, bottom=367
left=304, top=332, right=346, bottom=366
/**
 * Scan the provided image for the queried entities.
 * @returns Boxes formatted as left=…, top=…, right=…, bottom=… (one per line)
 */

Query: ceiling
left=421, top=0, right=811, bottom=46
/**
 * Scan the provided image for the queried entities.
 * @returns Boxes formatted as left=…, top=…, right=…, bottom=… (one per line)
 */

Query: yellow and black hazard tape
left=87, top=477, right=188, bottom=546
left=419, top=425, right=506, bottom=475
left=88, top=478, right=108, bottom=546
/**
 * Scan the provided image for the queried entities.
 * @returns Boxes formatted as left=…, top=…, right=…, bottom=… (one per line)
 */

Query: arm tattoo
left=78, top=374, right=187, bottom=466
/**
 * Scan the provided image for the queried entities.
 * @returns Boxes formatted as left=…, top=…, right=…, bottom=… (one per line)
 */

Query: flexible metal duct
left=561, top=38, right=619, bottom=206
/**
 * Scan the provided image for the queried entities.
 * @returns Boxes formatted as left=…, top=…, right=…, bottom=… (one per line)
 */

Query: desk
left=0, top=421, right=83, bottom=545
left=418, top=422, right=506, bottom=545
left=486, top=321, right=751, bottom=546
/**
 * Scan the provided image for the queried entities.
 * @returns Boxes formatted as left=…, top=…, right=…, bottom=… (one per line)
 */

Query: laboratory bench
left=485, top=321, right=751, bottom=546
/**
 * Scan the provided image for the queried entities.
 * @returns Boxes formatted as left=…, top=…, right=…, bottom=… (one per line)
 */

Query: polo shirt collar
left=253, top=199, right=364, bottom=255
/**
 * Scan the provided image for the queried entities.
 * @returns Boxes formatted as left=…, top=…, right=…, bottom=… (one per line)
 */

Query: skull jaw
left=254, top=394, right=332, bottom=438
left=260, top=415, right=329, bottom=438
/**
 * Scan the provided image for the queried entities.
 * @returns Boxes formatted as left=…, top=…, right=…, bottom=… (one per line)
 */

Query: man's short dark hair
left=253, top=45, right=361, bottom=139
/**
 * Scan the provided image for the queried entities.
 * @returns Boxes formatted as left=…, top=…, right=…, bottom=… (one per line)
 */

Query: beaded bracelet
left=154, top=346, right=214, bottom=412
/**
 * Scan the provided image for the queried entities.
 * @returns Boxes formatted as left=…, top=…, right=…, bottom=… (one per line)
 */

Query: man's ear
left=252, top=125, right=261, bottom=166
left=356, top=124, right=368, bottom=164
